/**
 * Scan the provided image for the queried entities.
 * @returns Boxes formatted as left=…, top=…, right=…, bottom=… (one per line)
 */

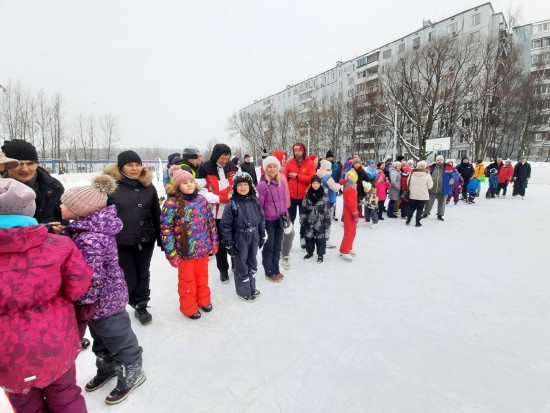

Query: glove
left=223, top=241, right=237, bottom=257
left=352, top=214, right=359, bottom=225
left=168, top=256, right=180, bottom=268
left=258, top=237, right=265, bottom=250
left=449, top=179, right=455, bottom=185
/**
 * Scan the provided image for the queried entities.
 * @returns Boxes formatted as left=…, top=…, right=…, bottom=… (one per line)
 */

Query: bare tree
left=100, top=113, right=119, bottom=160
left=36, top=90, right=51, bottom=160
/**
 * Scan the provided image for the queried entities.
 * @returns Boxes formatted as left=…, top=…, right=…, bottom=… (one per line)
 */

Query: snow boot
left=317, top=255, right=323, bottom=263
left=200, top=304, right=213, bottom=312
left=239, top=295, right=256, bottom=303
left=281, top=256, right=290, bottom=270
left=85, top=356, right=117, bottom=392
left=105, top=363, right=146, bottom=405
left=437, top=215, right=444, bottom=221
left=304, top=253, right=313, bottom=260
left=134, top=302, right=152, bottom=325
left=339, top=252, right=353, bottom=262
left=252, top=289, right=261, bottom=297
left=188, top=312, right=201, bottom=320
left=220, top=271, right=229, bottom=284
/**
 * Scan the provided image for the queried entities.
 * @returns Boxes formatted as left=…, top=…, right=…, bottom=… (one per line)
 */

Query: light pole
left=392, top=105, right=398, bottom=160
left=307, top=122, right=311, bottom=155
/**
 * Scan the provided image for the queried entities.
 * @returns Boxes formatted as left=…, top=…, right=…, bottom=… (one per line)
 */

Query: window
left=533, top=39, right=543, bottom=48
left=471, top=13, right=481, bottom=26
left=447, top=22, right=458, bottom=35
left=462, top=118, right=471, bottom=127
left=536, top=23, right=550, bottom=33
left=458, top=149, right=468, bottom=159
left=413, top=37, right=420, bottom=49
left=398, top=43, right=405, bottom=54
left=545, top=37, right=550, bottom=47
left=429, top=30, right=437, bottom=41
left=382, top=49, right=391, bottom=59
left=366, top=52, right=379, bottom=64
left=357, top=57, right=367, bottom=67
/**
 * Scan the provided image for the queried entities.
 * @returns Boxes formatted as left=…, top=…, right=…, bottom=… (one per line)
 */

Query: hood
left=461, top=156, right=469, bottom=162
left=64, top=205, right=122, bottom=236
left=210, top=144, right=232, bottom=164
left=167, top=152, right=182, bottom=166
left=272, top=150, right=287, bottom=165
left=0, top=224, right=48, bottom=253
left=104, top=163, right=154, bottom=187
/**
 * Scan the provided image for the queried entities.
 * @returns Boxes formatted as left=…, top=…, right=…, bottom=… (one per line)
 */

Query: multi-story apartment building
left=513, top=19, right=550, bottom=160
left=239, top=3, right=509, bottom=161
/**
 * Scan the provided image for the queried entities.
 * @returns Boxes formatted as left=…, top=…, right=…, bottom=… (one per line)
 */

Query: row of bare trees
left=0, top=81, right=120, bottom=172
left=230, top=32, right=547, bottom=161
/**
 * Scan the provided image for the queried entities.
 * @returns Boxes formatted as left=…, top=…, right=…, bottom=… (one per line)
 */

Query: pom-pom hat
left=169, top=164, right=194, bottom=188
left=61, top=175, right=117, bottom=218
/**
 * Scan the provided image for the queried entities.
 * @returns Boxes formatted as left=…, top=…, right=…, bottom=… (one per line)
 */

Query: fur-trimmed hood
left=104, top=163, right=154, bottom=187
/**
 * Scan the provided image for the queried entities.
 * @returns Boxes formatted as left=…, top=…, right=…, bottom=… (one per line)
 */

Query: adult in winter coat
left=496, top=159, right=514, bottom=197
left=365, top=160, right=378, bottom=181
left=423, top=155, right=458, bottom=221
left=406, top=161, right=433, bottom=227
left=61, top=176, right=145, bottom=405
left=1, top=139, right=67, bottom=233
left=197, top=143, right=237, bottom=283
left=179, top=147, right=202, bottom=178
left=220, top=172, right=266, bottom=301
left=387, top=162, right=402, bottom=218
left=258, top=156, right=288, bottom=282
left=300, top=175, right=332, bottom=263
left=512, top=156, right=531, bottom=198
left=485, top=158, right=503, bottom=177
left=104, top=150, right=161, bottom=325
left=285, top=142, right=316, bottom=225
left=0, top=179, right=93, bottom=412
left=455, top=156, right=474, bottom=201
left=240, top=153, right=258, bottom=186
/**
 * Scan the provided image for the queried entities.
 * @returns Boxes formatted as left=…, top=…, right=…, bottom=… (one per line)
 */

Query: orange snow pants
left=177, top=256, right=211, bottom=317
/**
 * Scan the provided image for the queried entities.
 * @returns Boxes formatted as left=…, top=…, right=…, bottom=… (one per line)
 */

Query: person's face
left=188, top=158, right=200, bottom=167
left=353, top=161, right=361, bottom=169
left=122, top=162, right=143, bottom=179
left=198, top=155, right=203, bottom=163
left=216, top=153, right=230, bottom=166
left=379, top=164, right=385, bottom=170
left=8, top=160, right=38, bottom=183
left=436, top=159, right=444, bottom=165
left=311, top=181, right=321, bottom=190
left=236, top=182, right=249, bottom=195
left=266, top=163, right=278, bottom=179
left=395, top=164, right=402, bottom=171
left=463, top=159, right=469, bottom=164
left=326, top=156, right=333, bottom=162
left=179, top=179, right=196, bottom=194
left=60, top=204, right=79, bottom=221
left=313, top=157, right=319, bottom=167
left=521, top=159, right=526, bottom=164
left=281, top=154, right=287, bottom=166
left=293, top=147, right=304, bottom=161
left=244, top=156, right=250, bottom=163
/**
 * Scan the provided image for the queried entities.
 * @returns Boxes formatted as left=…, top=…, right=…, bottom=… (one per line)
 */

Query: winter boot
left=81, top=338, right=90, bottom=350
left=281, top=256, right=290, bottom=270
left=220, top=271, right=229, bottom=284
left=200, top=304, right=213, bottom=312
left=105, top=363, right=146, bottom=405
left=339, top=252, right=353, bottom=262
left=252, top=289, right=261, bottom=297
left=304, top=253, right=313, bottom=260
left=85, top=356, right=118, bottom=392
left=317, top=255, right=323, bottom=263
left=188, top=312, right=201, bottom=320
left=239, top=295, right=257, bottom=303
left=437, top=215, right=444, bottom=221
left=406, top=217, right=411, bottom=225
left=134, top=302, right=152, bottom=325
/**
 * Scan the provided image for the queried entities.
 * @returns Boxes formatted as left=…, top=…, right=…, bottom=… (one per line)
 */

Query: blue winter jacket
left=489, top=174, right=498, bottom=189
left=466, top=179, right=480, bottom=193
left=429, top=164, right=458, bottom=196
left=320, top=174, right=337, bottom=203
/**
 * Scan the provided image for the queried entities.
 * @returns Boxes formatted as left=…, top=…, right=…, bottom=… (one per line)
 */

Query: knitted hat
left=311, top=175, right=321, bottom=184
left=319, top=159, right=332, bottom=171
left=1, top=139, right=38, bottom=162
left=326, top=150, right=334, bottom=159
left=169, top=164, right=194, bottom=187
left=345, top=170, right=358, bottom=183
left=367, top=159, right=375, bottom=165
left=117, top=150, right=142, bottom=169
left=392, top=161, right=401, bottom=168
left=167, top=152, right=182, bottom=166
left=436, top=155, right=444, bottom=161
left=417, top=160, right=427, bottom=169
left=262, top=155, right=280, bottom=171
left=0, top=152, right=19, bottom=170
left=182, top=147, right=200, bottom=160
left=230, top=171, right=258, bottom=198
left=445, top=159, right=453, bottom=164
left=505, top=159, right=512, bottom=165
left=272, top=150, right=287, bottom=165
left=307, top=154, right=318, bottom=162
left=352, top=155, right=361, bottom=164
left=61, top=175, right=117, bottom=218
left=0, top=178, right=36, bottom=217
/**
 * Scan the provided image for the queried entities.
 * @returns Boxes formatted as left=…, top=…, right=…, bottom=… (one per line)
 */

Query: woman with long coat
left=512, top=156, right=531, bottom=198
left=387, top=162, right=402, bottom=218
left=405, top=161, right=433, bottom=227
left=105, top=150, right=161, bottom=325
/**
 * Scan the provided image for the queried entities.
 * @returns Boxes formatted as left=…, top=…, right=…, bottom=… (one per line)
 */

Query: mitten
left=223, top=241, right=237, bottom=257
left=168, top=256, right=180, bottom=268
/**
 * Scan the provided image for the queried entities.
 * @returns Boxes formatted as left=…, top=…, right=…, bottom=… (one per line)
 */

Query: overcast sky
left=0, top=0, right=547, bottom=150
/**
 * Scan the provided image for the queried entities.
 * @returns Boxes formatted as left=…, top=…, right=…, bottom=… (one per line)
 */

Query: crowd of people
left=0, top=138, right=533, bottom=412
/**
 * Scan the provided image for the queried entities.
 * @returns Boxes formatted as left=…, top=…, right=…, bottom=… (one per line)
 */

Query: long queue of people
left=0, top=139, right=532, bottom=412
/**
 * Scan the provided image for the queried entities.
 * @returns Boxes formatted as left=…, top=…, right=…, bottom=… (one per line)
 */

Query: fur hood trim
left=104, top=163, right=154, bottom=187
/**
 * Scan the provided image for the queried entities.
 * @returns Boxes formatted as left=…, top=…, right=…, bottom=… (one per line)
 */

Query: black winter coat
left=513, top=162, right=531, bottom=189
left=485, top=161, right=503, bottom=177
left=240, top=162, right=258, bottom=186
left=354, top=167, right=371, bottom=200
left=32, top=167, right=65, bottom=225
left=104, top=164, right=161, bottom=246
left=456, top=162, right=474, bottom=181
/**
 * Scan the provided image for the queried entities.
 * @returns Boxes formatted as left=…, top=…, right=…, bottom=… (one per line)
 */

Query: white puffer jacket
left=407, top=169, right=433, bottom=201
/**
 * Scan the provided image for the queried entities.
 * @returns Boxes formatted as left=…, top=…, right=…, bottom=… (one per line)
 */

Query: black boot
left=134, top=302, right=152, bottom=325
left=406, top=217, right=411, bottom=225
left=220, top=271, right=229, bottom=284
left=85, top=356, right=117, bottom=392
left=304, top=253, right=313, bottom=259
left=105, top=363, right=146, bottom=405
left=81, top=337, right=90, bottom=350
left=317, top=255, right=323, bottom=263
left=201, top=304, right=213, bottom=312
left=437, top=215, right=445, bottom=221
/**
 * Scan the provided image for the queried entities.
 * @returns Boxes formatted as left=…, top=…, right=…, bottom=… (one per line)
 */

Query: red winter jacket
left=498, top=165, right=514, bottom=184
left=342, top=185, right=358, bottom=217
left=285, top=157, right=316, bottom=200
left=0, top=225, right=93, bottom=393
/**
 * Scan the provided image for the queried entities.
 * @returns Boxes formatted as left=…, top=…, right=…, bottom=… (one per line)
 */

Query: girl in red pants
left=339, top=170, right=359, bottom=261
left=160, top=166, right=219, bottom=320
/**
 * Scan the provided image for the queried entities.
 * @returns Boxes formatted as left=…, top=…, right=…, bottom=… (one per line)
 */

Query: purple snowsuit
left=447, top=175, right=464, bottom=203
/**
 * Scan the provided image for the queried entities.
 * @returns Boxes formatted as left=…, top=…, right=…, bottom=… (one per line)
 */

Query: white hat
left=262, top=156, right=280, bottom=171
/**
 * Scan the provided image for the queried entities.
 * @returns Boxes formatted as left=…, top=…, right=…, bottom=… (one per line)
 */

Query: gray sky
left=0, top=0, right=547, bottom=150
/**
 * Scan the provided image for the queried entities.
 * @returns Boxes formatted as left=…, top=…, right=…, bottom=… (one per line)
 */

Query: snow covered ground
left=2, top=169, right=549, bottom=412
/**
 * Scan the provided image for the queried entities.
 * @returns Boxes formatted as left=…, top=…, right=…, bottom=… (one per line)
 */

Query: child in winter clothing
left=161, top=165, right=218, bottom=319
left=375, top=173, right=390, bottom=220
left=220, top=172, right=266, bottom=301
left=496, top=159, right=514, bottom=197
left=61, top=175, right=145, bottom=405
left=300, top=175, right=332, bottom=263
left=317, top=159, right=341, bottom=248
left=1, top=179, right=92, bottom=413
left=466, top=178, right=480, bottom=204
left=362, top=182, right=379, bottom=229
left=446, top=160, right=463, bottom=205
left=339, top=170, right=359, bottom=262
left=486, top=168, right=499, bottom=198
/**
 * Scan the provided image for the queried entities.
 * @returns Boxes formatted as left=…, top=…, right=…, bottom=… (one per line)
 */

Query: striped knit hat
left=61, top=175, right=117, bottom=218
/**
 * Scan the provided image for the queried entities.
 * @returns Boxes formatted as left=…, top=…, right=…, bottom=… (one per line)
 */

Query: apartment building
left=240, top=3, right=507, bottom=160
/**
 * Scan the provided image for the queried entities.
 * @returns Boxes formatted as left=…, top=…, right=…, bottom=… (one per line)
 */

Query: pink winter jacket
left=0, top=225, right=93, bottom=393
left=375, top=179, right=390, bottom=201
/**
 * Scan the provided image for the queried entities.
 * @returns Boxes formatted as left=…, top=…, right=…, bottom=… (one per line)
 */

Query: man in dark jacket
left=512, top=156, right=531, bottom=198
left=485, top=157, right=503, bottom=177
left=240, top=154, right=258, bottom=186
left=198, top=143, right=238, bottom=283
left=455, top=156, right=475, bottom=201
left=1, top=139, right=66, bottom=233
